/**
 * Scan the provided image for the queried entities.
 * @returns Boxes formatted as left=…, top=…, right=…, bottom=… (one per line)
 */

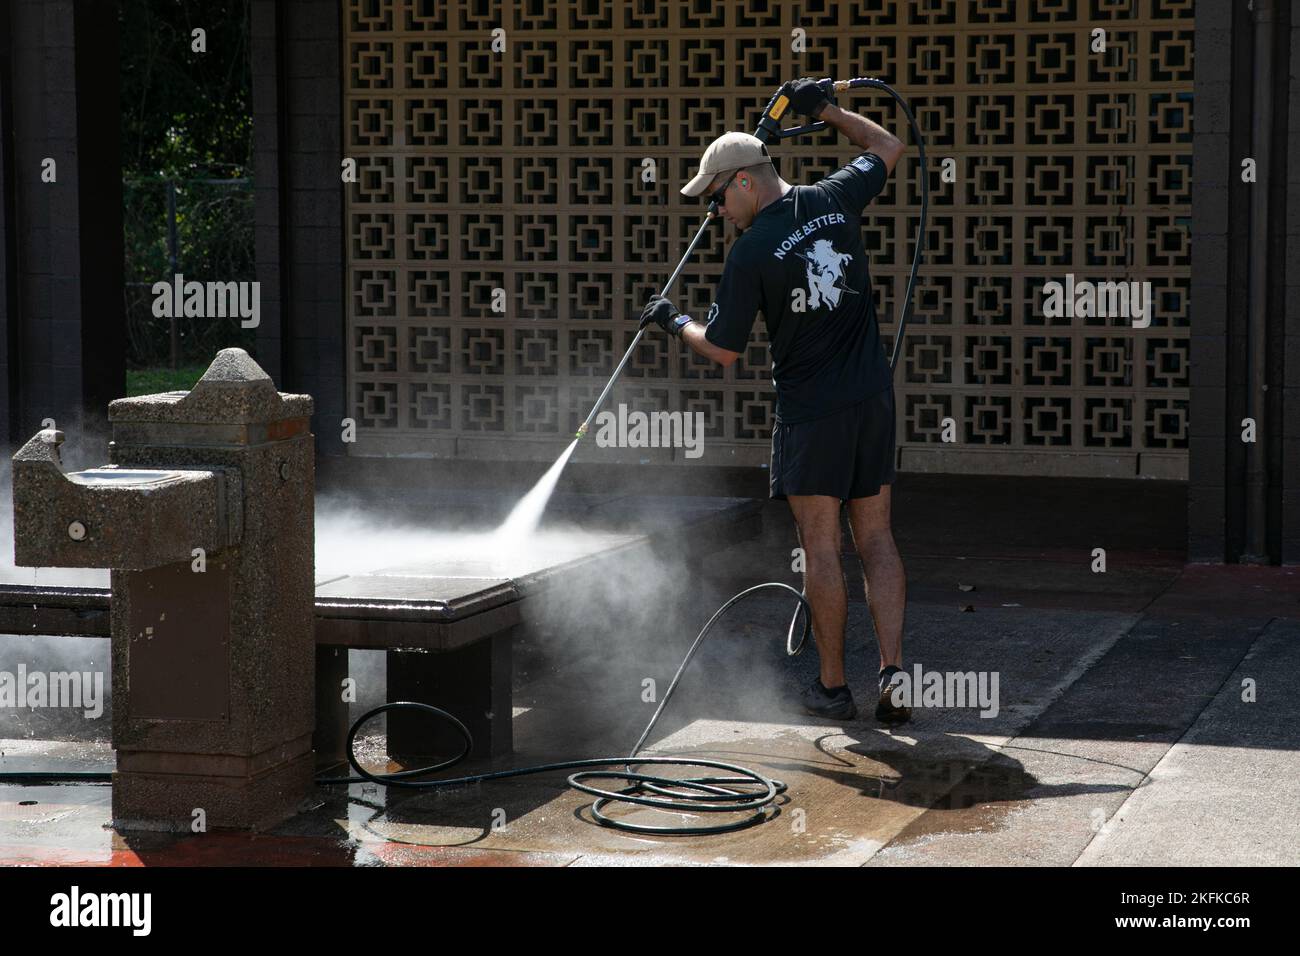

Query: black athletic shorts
left=770, top=385, right=897, bottom=501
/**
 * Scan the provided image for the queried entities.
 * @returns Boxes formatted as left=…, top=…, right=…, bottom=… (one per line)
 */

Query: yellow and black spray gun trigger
left=576, top=76, right=926, bottom=440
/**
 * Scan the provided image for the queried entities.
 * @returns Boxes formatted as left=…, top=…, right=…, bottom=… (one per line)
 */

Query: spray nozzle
left=575, top=421, right=589, bottom=439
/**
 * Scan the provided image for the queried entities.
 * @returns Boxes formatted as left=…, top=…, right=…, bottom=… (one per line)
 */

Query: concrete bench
left=0, top=493, right=761, bottom=769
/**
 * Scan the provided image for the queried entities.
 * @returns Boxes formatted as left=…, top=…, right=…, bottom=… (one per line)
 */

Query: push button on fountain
left=11, top=449, right=231, bottom=571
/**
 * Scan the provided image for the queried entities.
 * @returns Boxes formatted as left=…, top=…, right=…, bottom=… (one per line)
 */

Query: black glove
left=787, top=77, right=832, bottom=119
left=639, top=295, right=687, bottom=337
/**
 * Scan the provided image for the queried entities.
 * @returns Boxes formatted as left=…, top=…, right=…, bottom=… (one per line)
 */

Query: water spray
left=7, top=583, right=812, bottom=836
left=339, top=74, right=929, bottom=834
left=573, top=214, right=714, bottom=441
left=3, top=78, right=926, bottom=838
left=323, top=582, right=812, bottom=836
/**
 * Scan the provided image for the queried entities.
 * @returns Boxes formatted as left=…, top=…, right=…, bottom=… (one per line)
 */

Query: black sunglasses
left=707, top=170, right=740, bottom=208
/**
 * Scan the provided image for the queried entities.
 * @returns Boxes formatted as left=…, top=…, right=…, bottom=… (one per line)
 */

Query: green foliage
left=126, top=364, right=210, bottom=397
left=123, top=178, right=257, bottom=367
left=120, top=0, right=255, bottom=368
left=120, top=0, right=252, bottom=179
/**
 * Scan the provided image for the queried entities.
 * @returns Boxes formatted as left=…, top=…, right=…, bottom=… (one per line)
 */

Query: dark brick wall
left=1285, top=0, right=1300, bottom=563
left=73, top=0, right=125, bottom=446
left=252, top=0, right=344, bottom=457
left=0, top=0, right=17, bottom=447
left=0, top=0, right=123, bottom=462
left=1188, top=8, right=1233, bottom=563
left=1190, top=0, right=1298, bottom=564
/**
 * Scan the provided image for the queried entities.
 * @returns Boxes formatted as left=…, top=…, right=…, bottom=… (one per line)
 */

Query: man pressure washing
left=640, top=78, right=911, bottom=725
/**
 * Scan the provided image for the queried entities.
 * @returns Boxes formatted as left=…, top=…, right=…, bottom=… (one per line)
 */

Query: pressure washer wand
left=575, top=76, right=926, bottom=439
left=574, top=210, right=717, bottom=439
left=573, top=82, right=800, bottom=442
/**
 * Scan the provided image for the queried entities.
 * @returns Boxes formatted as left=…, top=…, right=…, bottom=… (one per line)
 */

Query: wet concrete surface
left=3, top=475, right=1299, bottom=866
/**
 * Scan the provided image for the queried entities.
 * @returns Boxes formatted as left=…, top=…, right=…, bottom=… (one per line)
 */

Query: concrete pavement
left=2, top=475, right=1297, bottom=866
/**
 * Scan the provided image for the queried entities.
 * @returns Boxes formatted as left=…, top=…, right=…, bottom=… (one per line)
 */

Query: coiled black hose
left=316, top=581, right=811, bottom=835
left=0, top=582, right=811, bottom=837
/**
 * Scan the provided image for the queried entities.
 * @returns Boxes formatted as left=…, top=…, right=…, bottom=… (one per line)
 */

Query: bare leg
left=787, top=494, right=847, bottom=688
left=847, top=485, right=906, bottom=671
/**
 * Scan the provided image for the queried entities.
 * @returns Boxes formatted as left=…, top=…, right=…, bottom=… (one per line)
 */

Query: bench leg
left=314, top=645, right=350, bottom=773
left=386, top=630, right=513, bottom=761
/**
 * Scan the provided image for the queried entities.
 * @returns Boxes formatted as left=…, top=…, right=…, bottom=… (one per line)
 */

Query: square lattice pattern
left=344, top=0, right=1192, bottom=473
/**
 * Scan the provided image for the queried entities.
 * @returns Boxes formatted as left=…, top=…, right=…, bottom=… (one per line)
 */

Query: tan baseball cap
left=680, top=132, right=773, bottom=198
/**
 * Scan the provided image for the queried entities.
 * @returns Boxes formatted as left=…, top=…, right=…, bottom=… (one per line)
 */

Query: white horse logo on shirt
left=802, top=239, right=854, bottom=310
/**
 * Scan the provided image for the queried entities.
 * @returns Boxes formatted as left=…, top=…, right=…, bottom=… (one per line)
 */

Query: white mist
left=491, top=438, right=579, bottom=551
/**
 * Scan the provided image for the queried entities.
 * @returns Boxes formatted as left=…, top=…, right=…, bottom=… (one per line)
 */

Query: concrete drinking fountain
left=10, top=348, right=315, bottom=830
left=2, top=348, right=769, bottom=838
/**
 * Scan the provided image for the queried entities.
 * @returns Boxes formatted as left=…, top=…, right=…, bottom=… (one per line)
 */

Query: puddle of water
left=852, top=749, right=1038, bottom=837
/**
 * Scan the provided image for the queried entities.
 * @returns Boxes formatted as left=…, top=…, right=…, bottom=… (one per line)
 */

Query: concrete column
left=387, top=629, right=515, bottom=761
left=0, top=0, right=124, bottom=457
left=1190, top=2, right=1297, bottom=564
left=251, top=0, right=345, bottom=459
left=314, top=645, right=350, bottom=772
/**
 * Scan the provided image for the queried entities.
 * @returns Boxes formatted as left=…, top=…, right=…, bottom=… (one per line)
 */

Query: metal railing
left=122, top=176, right=255, bottom=369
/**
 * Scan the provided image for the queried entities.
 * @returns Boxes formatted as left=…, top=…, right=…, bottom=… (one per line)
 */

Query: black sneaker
left=875, top=667, right=912, bottom=725
left=801, top=679, right=857, bottom=720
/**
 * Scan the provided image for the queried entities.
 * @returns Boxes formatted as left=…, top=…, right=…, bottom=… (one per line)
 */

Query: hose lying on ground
left=0, top=582, right=811, bottom=837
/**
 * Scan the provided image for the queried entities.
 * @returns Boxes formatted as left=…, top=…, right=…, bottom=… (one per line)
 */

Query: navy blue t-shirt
left=702, top=152, right=892, bottom=424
